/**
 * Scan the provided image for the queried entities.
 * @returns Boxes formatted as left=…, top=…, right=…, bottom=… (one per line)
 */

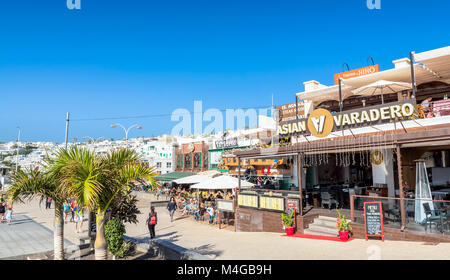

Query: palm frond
left=8, top=168, right=57, bottom=204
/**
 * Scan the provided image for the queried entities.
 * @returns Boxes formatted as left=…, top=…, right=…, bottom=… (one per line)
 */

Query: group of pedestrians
left=0, top=194, right=12, bottom=225
left=62, top=198, right=84, bottom=233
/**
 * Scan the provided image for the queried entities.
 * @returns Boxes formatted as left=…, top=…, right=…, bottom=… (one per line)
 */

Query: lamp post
left=82, top=136, right=105, bottom=143
left=83, top=136, right=95, bottom=143
left=16, top=126, right=21, bottom=172
left=110, top=123, right=142, bottom=142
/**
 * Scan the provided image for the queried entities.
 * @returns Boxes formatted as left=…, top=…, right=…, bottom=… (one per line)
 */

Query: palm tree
left=61, top=147, right=158, bottom=260
left=8, top=167, right=68, bottom=260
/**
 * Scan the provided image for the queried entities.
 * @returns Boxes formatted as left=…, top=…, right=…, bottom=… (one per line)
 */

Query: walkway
left=10, top=194, right=450, bottom=260
left=0, top=214, right=74, bottom=259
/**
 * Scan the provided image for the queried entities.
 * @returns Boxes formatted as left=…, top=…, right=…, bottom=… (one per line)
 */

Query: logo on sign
left=307, top=109, right=334, bottom=138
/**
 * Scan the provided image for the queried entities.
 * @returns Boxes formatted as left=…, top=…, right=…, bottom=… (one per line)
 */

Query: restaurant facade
left=233, top=46, right=450, bottom=242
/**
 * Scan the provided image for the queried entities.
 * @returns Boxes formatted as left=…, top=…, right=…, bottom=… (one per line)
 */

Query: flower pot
left=339, top=231, right=349, bottom=241
left=285, top=227, right=294, bottom=236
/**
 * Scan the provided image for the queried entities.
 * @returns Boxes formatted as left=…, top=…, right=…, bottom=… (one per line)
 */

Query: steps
left=304, top=216, right=350, bottom=237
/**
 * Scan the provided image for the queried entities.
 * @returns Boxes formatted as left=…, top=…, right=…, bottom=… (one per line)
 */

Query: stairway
left=304, top=216, right=349, bottom=237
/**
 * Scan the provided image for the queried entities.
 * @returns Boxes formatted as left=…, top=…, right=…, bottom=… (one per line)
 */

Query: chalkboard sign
left=286, top=198, right=300, bottom=214
left=364, top=201, right=384, bottom=241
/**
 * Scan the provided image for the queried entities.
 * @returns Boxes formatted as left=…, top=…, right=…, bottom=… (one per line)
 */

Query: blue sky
left=0, top=0, right=449, bottom=142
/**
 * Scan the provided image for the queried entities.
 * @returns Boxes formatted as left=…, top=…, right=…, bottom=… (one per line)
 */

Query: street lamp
left=83, top=136, right=95, bottom=143
left=16, top=126, right=21, bottom=172
left=110, top=123, right=142, bottom=141
left=82, top=136, right=107, bottom=143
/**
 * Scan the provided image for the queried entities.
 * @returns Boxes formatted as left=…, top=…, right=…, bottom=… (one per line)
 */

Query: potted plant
left=281, top=211, right=295, bottom=236
left=336, top=210, right=352, bottom=241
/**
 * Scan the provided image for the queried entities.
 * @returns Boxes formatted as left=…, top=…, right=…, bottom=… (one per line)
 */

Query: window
left=166, top=162, right=171, bottom=168
left=156, top=162, right=162, bottom=168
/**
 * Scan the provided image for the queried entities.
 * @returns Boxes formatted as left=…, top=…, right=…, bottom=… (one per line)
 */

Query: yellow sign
left=259, top=196, right=285, bottom=212
left=370, top=151, right=383, bottom=165
left=238, top=194, right=258, bottom=208
left=307, top=108, right=335, bottom=138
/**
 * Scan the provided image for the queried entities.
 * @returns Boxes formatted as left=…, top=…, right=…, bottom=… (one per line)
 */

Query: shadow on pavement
left=190, top=244, right=223, bottom=259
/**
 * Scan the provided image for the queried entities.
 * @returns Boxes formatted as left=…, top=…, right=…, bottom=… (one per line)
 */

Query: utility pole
left=410, top=52, right=416, bottom=99
left=16, top=126, right=21, bottom=172
left=65, top=112, right=70, bottom=150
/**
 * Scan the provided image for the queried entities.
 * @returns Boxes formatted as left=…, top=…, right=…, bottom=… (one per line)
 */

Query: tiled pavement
left=0, top=214, right=74, bottom=259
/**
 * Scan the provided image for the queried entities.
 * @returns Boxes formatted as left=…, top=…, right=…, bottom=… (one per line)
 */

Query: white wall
left=372, top=149, right=395, bottom=198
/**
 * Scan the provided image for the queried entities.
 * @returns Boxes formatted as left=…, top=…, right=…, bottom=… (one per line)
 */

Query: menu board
left=286, top=198, right=300, bottom=213
left=364, top=201, right=385, bottom=241
left=259, top=196, right=285, bottom=212
left=217, top=199, right=234, bottom=212
left=238, top=194, right=258, bottom=209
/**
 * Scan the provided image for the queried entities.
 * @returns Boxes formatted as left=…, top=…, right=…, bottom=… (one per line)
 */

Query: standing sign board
left=364, top=201, right=385, bottom=241
left=286, top=198, right=300, bottom=213
left=217, top=199, right=234, bottom=212
left=287, top=201, right=296, bottom=228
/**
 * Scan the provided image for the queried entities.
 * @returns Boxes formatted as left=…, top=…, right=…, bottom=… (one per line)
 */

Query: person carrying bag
left=147, top=206, right=158, bottom=239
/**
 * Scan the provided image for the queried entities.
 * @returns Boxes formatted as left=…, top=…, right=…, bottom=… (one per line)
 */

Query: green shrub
left=281, top=211, right=294, bottom=228
left=105, top=218, right=131, bottom=258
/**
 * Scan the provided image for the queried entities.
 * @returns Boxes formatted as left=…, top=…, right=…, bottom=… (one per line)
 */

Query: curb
left=124, top=235, right=212, bottom=260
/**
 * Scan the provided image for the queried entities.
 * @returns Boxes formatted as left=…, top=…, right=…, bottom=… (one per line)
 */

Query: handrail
left=350, top=194, right=450, bottom=223
left=351, top=194, right=450, bottom=203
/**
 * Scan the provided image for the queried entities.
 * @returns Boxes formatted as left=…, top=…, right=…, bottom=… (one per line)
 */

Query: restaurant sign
left=334, top=65, right=379, bottom=85
left=277, top=99, right=417, bottom=138
left=276, top=102, right=305, bottom=122
left=215, top=138, right=238, bottom=149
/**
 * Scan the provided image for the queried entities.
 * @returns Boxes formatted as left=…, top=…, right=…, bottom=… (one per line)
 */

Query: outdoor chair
left=386, top=207, right=401, bottom=224
left=423, top=203, right=447, bottom=233
left=320, top=192, right=337, bottom=210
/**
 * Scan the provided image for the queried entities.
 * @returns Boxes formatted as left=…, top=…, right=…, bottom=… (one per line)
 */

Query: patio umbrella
left=173, top=174, right=211, bottom=185
left=190, top=175, right=254, bottom=190
left=351, top=80, right=412, bottom=104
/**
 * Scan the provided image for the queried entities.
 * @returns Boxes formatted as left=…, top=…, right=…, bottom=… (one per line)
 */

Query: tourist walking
left=167, top=197, right=177, bottom=222
left=63, top=200, right=71, bottom=222
left=45, top=197, right=52, bottom=209
left=74, top=202, right=83, bottom=233
left=206, top=203, right=215, bottom=225
left=5, top=205, right=12, bottom=225
left=0, top=198, right=6, bottom=223
left=70, top=199, right=76, bottom=222
left=147, top=206, right=157, bottom=239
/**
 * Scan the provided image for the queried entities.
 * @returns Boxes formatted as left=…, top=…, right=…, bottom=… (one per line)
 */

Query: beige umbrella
left=351, top=80, right=412, bottom=104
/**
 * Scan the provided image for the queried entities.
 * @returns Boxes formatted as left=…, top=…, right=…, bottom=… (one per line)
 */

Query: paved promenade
left=0, top=214, right=74, bottom=259
left=10, top=194, right=450, bottom=260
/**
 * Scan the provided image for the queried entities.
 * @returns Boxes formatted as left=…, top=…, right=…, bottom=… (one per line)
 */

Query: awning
left=297, top=84, right=354, bottom=105
left=295, top=46, right=450, bottom=105
left=414, top=46, right=450, bottom=82
left=173, top=174, right=212, bottom=185
left=190, top=175, right=254, bottom=190
left=154, top=172, right=195, bottom=182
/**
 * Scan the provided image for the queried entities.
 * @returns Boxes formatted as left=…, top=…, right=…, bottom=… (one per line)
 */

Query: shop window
left=194, top=153, right=201, bottom=169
